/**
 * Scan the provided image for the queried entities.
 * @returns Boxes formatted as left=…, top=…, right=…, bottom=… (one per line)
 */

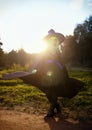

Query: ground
left=0, top=110, right=92, bottom=130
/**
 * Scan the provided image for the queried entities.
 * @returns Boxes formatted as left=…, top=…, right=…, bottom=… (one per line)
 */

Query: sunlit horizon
left=0, top=0, right=92, bottom=53
left=23, top=38, right=48, bottom=54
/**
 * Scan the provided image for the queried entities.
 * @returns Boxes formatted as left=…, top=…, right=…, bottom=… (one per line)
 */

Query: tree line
left=0, top=48, right=32, bottom=70
left=0, top=16, right=92, bottom=70
left=62, top=15, right=92, bottom=67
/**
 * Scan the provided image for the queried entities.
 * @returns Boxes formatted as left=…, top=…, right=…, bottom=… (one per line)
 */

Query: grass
left=0, top=69, right=92, bottom=120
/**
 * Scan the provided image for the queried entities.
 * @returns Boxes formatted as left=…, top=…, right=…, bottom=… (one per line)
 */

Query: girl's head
left=44, top=29, right=65, bottom=54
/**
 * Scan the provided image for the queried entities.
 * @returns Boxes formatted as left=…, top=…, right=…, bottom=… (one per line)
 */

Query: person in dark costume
left=2, top=29, right=84, bottom=119
left=42, top=29, right=68, bottom=118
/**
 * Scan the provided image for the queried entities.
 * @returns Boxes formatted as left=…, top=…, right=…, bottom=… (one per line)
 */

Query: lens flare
left=47, top=71, right=53, bottom=77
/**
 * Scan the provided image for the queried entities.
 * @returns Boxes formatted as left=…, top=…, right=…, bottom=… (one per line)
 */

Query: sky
left=0, top=0, right=92, bottom=53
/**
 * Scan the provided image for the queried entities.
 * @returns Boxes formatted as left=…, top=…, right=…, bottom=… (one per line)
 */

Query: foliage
left=62, top=35, right=77, bottom=65
left=0, top=41, right=5, bottom=68
left=5, top=49, right=32, bottom=68
left=73, top=16, right=92, bottom=67
left=0, top=48, right=32, bottom=69
left=61, top=16, right=92, bottom=67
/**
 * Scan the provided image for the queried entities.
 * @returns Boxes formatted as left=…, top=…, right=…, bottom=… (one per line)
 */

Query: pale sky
left=0, top=0, right=92, bottom=53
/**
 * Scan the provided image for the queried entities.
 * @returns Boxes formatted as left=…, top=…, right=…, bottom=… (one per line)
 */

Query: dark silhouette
left=20, top=29, right=84, bottom=118
left=20, top=52, right=84, bottom=119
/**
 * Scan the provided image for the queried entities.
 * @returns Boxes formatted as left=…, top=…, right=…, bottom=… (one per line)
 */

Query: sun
left=24, top=38, right=47, bottom=54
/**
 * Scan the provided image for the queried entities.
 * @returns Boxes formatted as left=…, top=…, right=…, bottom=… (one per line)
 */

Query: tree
left=17, top=48, right=29, bottom=66
left=61, top=35, right=77, bottom=66
left=0, top=41, right=4, bottom=68
left=6, top=50, right=18, bottom=67
left=5, top=48, right=32, bottom=69
left=0, top=42, right=3, bottom=47
left=73, top=16, right=92, bottom=67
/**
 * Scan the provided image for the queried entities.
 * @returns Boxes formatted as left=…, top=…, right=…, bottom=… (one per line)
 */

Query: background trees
left=73, top=16, right=92, bottom=67
left=62, top=15, right=92, bottom=67
left=4, top=49, right=32, bottom=69
left=0, top=41, right=5, bottom=69
left=61, top=35, right=77, bottom=65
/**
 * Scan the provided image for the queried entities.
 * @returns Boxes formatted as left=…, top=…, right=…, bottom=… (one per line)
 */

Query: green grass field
left=0, top=70, right=92, bottom=120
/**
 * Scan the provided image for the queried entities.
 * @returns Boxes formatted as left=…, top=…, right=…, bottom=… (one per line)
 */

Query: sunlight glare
left=24, top=38, right=47, bottom=54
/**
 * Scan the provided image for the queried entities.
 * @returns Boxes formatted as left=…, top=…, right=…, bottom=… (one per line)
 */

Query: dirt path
left=0, top=110, right=92, bottom=130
